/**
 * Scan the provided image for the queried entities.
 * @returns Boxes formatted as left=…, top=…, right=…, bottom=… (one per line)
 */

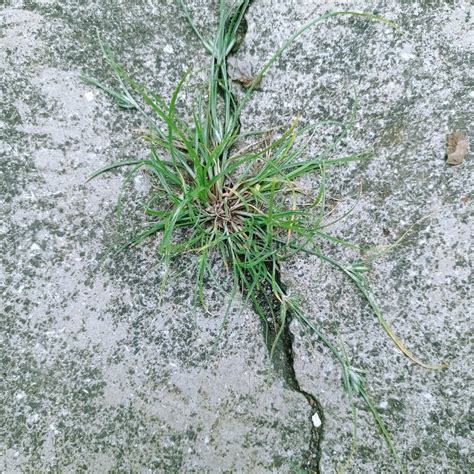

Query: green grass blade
left=86, top=159, right=145, bottom=182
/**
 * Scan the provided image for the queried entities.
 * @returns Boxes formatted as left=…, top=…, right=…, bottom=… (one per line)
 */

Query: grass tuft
left=85, top=1, right=446, bottom=471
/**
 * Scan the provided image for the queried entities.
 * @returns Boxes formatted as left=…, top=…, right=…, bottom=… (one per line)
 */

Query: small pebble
left=312, top=412, right=322, bottom=428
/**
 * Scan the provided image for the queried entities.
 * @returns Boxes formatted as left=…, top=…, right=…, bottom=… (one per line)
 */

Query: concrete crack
left=258, top=271, right=323, bottom=473
left=227, top=5, right=323, bottom=471
left=285, top=316, right=323, bottom=473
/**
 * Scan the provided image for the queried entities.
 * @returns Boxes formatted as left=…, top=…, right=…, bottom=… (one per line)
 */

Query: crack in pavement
left=269, top=272, right=323, bottom=473
left=285, top=315, right=323, bottom=473
left=256, top=269, right=323, bottom=473
left=226, top=5, right=324, bottom=471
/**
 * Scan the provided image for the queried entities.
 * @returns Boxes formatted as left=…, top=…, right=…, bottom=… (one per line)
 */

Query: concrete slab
left=232, top=0, right=473, bottom=471
left=2, top=0, right=472, bottom=472
left=1, top=2, right=311, bottom=472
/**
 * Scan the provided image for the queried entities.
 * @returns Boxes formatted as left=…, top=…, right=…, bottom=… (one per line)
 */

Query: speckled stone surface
left=1, top=1, right=473, bottom=473
left=1, top=2, right=311, bottom=472
left=231, top=0, right=473, bottom=472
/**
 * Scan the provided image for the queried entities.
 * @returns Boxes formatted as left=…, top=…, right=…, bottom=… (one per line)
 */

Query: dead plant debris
left=446, top=131, right=468, bottom=165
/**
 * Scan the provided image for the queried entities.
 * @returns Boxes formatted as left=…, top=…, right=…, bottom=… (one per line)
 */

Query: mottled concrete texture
left=1, top=1, right=473, bottom=473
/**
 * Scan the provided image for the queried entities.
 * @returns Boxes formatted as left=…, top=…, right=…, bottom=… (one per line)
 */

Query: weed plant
left=85, top=1, right=446, bottom=471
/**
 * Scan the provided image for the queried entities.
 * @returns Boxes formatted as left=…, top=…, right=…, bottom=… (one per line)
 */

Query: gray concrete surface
left=231, top=0, right=473, bottom=472
left=1, top=2, right=311, bottom=472
left=1, top=0, right=473, bottom=473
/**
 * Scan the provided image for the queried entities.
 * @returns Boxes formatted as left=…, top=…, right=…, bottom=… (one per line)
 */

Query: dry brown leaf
left=446, top=131, right=469, bottom=165
left=233, top=74, right=262, bottom=89
left=229, top=59, right=262, bottom=89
